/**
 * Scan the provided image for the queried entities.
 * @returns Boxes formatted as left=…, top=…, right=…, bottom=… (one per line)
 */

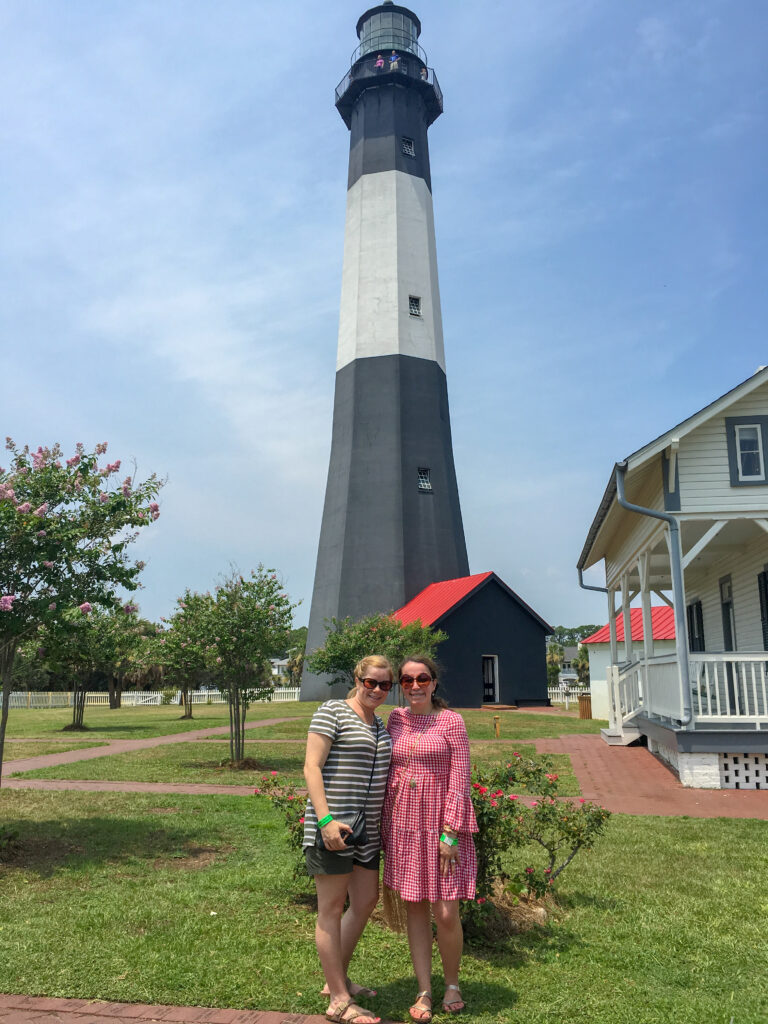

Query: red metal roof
left=394, top=572, right=494, bottom=626
left=582, top=606, right=676, bottom=644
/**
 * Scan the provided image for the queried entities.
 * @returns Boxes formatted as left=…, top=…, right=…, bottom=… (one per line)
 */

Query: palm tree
left=572, top=645, right=590, bottom=686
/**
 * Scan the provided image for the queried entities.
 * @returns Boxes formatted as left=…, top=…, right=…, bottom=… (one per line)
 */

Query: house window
left=408, top=295, right=422, bottom=317
left=725, top=416, right=768, bottom=486
left=401, top=137, right=416, bottom=157
left=686, top=600, right=705, bottom=652
left=417, top=468, right=432, bottom=492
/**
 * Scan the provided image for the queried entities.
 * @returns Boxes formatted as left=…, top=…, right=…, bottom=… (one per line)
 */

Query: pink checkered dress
left=382, top=708, right=478, bottom=902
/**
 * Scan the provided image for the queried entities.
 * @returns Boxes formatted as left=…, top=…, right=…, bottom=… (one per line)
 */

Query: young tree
left=307, top=613, right=448, bottom=690
left=155, top=590, right=215, bottom=718
left=206, top=569, right=297, bottom=762
left=0, top=440, right=161, bottom=777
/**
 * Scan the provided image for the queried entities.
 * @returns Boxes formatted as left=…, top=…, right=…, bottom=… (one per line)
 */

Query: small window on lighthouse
left=418, top=468, right=433, bottom=492
left=409, top=295, right=422, bottom=317
left=402, top=137, right=416, bottom=157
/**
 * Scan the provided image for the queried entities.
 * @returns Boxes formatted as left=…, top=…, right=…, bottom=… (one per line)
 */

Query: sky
left=2, top=0, right=766, bottom=632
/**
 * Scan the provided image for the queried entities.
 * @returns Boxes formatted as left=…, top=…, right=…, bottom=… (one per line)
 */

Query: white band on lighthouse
left=336, top=169, right=446, bottom=373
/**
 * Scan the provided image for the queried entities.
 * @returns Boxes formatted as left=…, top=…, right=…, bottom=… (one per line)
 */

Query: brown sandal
left=408, top=991, right=433, bottom=1023
left=325, top=999, right=381, bottom=1024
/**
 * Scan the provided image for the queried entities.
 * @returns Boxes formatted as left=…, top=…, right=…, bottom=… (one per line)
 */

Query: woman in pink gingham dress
left=382, top=657, right=478, bottom=1021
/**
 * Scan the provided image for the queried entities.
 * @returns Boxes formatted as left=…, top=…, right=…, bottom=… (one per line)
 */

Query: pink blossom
left=43, top=561, right=54, bottom=569
left=17, top=502, right=32, bottom=513
left=287, top=795, right=295, bottom=801
left=525, top=867, right=534, bottom=874
left=48, top=602, right=56, bottom=611
left=216, top=656, right=222, bottom=663
left=0, top=595, right=16, bottom=612
left=476, top=897, right=486, bottom=904
left=578, top=798, right=586, bottom=804
left=270, top=771, right=278, bottom=776
left=508, top=794, right=519, bottom=801
left=531, top=801, right=539, bottom=807
left=33, top=503, right=48, bottom=517
left=79, top=602, right=92, bottom=615
left=490, top=799, right=498, bottom=807
left=544, top=868, right=551, bottom=874
left=253, top=788, right=260, bottom=795
left=66, top=455, right=81, bottom=468
left=95, top=442, right=108, bottom=455
left=37, top=530, right=46, bottom=538
left=160, top=638, right=166, bottom=644
left=122, top=484, right=131, bottom=498
left=299, top=816, right=305, bottom=824
left=99, top=492, right=108, bottom=504
left=137, top=511, right=145, bottom=518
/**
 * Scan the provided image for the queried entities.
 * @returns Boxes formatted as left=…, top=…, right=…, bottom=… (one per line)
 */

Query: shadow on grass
left=464, top=920, right=582, bottom=968
left=373, top=977, right=518, bottom=1019
left=0, top=816, right=225, bottom=878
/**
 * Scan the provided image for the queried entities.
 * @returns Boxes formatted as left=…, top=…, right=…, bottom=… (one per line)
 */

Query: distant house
left=578, top=366, right=768, bottom=788
left=558, top=645, right=579, bottom=686
left=394, top=571, right=552, bottom=708
left=582, top=608, right=676, bottom=719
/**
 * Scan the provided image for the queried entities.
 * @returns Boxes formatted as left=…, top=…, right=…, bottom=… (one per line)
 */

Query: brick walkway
left=0, top=994, right=336, bottom=1024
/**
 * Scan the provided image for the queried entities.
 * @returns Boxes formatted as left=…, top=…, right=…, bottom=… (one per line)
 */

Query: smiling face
left=400, top=660, right=437, bottom=713
left=353, top=664, right=392, bottom=712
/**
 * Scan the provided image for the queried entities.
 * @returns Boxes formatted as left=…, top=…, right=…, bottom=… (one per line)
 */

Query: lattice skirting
left=719, top=752, right=768, bottom=789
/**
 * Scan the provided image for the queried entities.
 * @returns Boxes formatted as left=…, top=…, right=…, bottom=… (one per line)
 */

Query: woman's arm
left=304, top=731, right=352, bottom=851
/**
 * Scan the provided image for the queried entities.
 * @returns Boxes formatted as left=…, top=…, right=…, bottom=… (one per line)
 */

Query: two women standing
left=302, top=655, right=477, bottom=1024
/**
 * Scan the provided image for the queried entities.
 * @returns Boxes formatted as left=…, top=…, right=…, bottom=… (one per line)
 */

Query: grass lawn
left=9, top=741, right=580, bottom=795
left=2, top=741, right=104, bottom=761
left=3, top=701, right=322, bottom=742
left=0, top=789, right=765, bottom=1023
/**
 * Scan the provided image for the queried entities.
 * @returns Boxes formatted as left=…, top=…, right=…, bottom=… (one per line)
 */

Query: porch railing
left=689, top=653, right=768, bottom=725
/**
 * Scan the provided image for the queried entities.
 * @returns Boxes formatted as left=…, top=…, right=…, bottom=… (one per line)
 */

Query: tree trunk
left=182, top=685, right=193, bottom=719
left=228, top=685, right=236, bottom=762
left=0, top=641, right=18, bottom=789
left=107, top=676, right=122, bottom=709
left=70, top=677, right=87, bottom=729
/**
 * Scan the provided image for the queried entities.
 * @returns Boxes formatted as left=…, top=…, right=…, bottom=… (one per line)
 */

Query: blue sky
left=2, top=0, right=766, bottom=631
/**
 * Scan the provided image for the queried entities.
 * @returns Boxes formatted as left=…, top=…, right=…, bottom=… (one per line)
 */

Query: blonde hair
left=353, top=654, right=394, bottom=682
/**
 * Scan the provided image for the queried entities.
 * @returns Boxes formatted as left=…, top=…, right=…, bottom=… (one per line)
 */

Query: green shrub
left=160, top=687, right=176, bottom=705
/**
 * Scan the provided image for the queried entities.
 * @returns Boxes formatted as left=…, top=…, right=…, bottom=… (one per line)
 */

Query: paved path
left=3, top=715, right=767, bottom=818
left=0, top=993, right=340, bottom=1024
left=1, top=719, right=296, bottom=777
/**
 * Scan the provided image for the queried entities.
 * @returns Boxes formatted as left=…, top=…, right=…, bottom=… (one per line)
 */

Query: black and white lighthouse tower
left=302, top=3, right=469, bottom=697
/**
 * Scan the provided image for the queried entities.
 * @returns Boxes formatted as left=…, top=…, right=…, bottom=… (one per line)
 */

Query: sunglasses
left=400, top=673, right=434, bottom=688
left=361, top=677, right=393, bottom=692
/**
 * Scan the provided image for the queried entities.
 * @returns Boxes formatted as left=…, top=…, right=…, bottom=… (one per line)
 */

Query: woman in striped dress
left=303, top=655, right=393, bottom=1024
left=382, top=656, right=478, bottom=1022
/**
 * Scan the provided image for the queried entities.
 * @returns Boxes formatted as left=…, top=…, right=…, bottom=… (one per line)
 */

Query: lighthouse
left=302, top=3, right=469, bottom=698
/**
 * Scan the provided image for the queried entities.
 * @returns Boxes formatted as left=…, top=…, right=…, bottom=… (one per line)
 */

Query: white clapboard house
left=577, top=366, right=768, bottom=788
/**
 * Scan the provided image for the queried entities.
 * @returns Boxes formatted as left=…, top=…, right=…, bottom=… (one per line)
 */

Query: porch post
left=638, top=553, right=654, bottom=662
left=621, top=574, right=633, bottom=663
left=664, top=525, right=692, bottom=725
left=608, top=590, right=618, bottom=667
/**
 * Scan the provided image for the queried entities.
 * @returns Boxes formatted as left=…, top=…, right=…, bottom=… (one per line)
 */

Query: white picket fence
left=7, top=687, right=302, bottom=709
left=547, top=684, right=590, bottom=710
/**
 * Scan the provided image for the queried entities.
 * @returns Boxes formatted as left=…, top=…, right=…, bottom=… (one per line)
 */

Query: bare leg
left=431, top=899, right=464, bottom=1001
left=320, top=865, right=380, bottom=995
left=405, top=900, right=433, bottom=995
left=314, top=873, right=352, bottom=1004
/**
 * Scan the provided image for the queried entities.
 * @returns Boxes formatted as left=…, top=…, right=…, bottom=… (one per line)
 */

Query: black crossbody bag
left=315, top=717, right=381, bottom=850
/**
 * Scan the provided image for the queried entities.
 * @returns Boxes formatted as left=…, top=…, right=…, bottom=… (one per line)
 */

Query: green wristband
left=318, top=814, right=334, bottom=828
left=440, top=832, right=458, bottom=846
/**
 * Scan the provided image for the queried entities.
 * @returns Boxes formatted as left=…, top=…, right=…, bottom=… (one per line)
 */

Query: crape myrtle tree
left=40, top=604, right=149, bottom=722
left=0, top=439, right=161, bottom=780
left=307, top=613, right=448, bottom=694
left=155, top=589, right=214, bottom=719
left=206, top=569, right=297, bottom=763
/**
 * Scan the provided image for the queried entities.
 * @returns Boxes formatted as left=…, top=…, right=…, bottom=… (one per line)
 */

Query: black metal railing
left=351, top=36, right=428, bottom=66
left=335, top=60, right=442, bottom=110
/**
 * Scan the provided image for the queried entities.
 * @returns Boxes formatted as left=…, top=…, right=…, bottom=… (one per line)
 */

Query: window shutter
left=758, top=571, right=768, bottom=651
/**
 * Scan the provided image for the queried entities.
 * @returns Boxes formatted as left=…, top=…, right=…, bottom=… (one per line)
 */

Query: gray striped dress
left=302, top=700, right=392, bottom=861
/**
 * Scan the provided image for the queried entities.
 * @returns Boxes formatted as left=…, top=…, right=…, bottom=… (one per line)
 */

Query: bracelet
left=317, top=813, right=334, bottom=828
left=440, top=832, right=458, bottom=846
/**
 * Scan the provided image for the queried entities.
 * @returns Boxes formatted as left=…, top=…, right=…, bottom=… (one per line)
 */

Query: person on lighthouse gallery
left=382, top=656, right=478, bottom=1021
left=302, top=655, right=393, bottom=1024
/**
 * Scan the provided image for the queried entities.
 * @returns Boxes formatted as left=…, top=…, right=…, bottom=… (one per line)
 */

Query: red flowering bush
left=254, top=772, right=306, bottom=876
left=466, top=752, right=611, bottom=926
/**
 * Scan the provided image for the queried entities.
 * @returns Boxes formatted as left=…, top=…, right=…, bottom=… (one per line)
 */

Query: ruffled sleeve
left=443, top=712, right=479, bottom=834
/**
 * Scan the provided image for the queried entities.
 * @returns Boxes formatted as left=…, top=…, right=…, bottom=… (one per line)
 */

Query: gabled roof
left=581, top=606, right=675, bottom=644
left=394, top=571, right=553, bottom=633
left=578, top=365, right=768, bottom=570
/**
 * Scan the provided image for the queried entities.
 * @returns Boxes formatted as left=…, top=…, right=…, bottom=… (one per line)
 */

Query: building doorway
left=482, top=655, right=499, bottom=703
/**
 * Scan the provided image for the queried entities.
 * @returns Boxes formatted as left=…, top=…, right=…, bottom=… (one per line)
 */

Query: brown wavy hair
left=398, top=654, right=449, bottom=710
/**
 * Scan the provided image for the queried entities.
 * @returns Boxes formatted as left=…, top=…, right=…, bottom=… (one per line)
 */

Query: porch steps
left=601, top=726, right=642, bottom=746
